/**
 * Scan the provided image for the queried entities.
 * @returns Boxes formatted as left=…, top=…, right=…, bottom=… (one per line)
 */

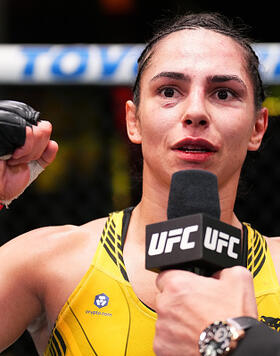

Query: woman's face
left=126, top=29, right=268, bottom=190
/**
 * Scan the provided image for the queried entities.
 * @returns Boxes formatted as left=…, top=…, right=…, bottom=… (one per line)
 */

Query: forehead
left=143, top=28, right=249, bottom=83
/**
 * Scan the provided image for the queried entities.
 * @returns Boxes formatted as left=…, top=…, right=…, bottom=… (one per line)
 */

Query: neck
left=218, top=173, right=243, bottom=230
left=137, top=167, right=171, bottom=223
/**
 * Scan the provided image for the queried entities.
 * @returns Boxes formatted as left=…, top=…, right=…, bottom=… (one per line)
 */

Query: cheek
left=219, top=116, right=255, bottom=163
left=140, top=105, right=176, bottom=145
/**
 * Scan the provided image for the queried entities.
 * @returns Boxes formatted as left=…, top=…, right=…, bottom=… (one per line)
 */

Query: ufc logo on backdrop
left=148, top=225, right=199, bottom=256
left=204, top=227, right=240, bottom=259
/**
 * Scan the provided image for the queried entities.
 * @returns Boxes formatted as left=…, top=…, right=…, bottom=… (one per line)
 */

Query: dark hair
left=133, top=12, right=265, bottom=110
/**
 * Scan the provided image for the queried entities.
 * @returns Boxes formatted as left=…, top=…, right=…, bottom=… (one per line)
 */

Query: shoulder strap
left=243, top=223, right=279, bottom=286
left=244, top=223, right=268, bottom=278
left=93, top=210, right=130, bottom=282
left=241, top=223, right=249, bottom=267
left=121, top=207, right=134, bottom=246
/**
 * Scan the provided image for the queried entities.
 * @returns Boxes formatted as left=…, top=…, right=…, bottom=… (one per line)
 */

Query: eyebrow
left=150, top=72, right=247, bottom=90
left=209, top=75, right=247, bottom=89
left=150, top=71, right=189, bottom=82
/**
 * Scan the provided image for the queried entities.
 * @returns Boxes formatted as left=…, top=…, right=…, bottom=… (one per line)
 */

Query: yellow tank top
left=44, top=211, right=280, bottom=356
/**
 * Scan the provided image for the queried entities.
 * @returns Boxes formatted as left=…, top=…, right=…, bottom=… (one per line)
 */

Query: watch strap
left=227, top=316, right=260, bottom=331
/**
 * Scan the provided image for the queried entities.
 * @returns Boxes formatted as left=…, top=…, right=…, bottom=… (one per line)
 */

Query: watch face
left=199, top=321, right=232, bottom=356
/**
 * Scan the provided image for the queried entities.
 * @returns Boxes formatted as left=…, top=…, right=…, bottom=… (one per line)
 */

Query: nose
left=185, top=118, right=208, bottom=126
left=182, top=89, right=210, bottom=127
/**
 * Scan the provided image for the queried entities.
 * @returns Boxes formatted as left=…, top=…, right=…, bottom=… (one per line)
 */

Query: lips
left=171, top=138, right=218, bottom=163
left=172, top=138, right=218, bottom=153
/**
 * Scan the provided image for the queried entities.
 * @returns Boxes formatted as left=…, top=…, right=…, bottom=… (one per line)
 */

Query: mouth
left=176, top=145, right=211, bottom=153
left=171, top=138, right=218, bottom=162
left=172, top=138, right=218, bottom=153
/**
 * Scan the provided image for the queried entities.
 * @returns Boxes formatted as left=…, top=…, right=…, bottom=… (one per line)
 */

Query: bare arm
left=0, top=222, right=85, bottom=352
left=0, top=233, right=44, bottom=350
left=0, top=104, right=58, bottom=350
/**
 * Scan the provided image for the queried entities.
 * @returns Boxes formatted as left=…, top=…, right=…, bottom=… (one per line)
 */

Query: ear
left=247, top=107, right=268, bottom=151
left=125, top=100, right=142, bottom=144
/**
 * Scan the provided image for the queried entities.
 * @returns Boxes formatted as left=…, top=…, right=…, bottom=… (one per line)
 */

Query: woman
left=0, top=12, right=279, bottom=356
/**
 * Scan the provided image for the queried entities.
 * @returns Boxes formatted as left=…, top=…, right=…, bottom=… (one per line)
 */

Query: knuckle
left=165, top=277, right=178, bottom=292
left=23, top=129, right=34, bottom=150
left=162, top=271, right=187, bottom=293
left=36, top=121, right=52, bottom=140
left=41, top=120, right=52, bottom=132
left=25, top=126, right=34, bottom=142
left=230, top=265, right=252, bottom=281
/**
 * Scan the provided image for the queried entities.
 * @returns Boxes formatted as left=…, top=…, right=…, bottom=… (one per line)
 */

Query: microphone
left=145, top=170, right=244, bottom=276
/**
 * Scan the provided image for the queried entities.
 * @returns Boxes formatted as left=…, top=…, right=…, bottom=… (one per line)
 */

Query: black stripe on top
left=47, top=326, right=67, bottom=356
left=243, top=224, right=267, bottom=279
left=54, top=329, right=67, bottom=354
left=52, top=334, right=61, bottom=356
left=101, top=209, right=133, bottom=282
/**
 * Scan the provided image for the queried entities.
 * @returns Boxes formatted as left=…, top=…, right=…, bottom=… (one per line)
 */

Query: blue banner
left=0, top=44, right=279, bottom=84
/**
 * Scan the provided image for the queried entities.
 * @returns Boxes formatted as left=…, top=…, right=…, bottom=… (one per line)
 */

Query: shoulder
left=0, top=216, right=109, bottom=282
left=0, top=216, right=110, bottom=351
left=0, top=216, right=110, bottom=316
left=7, top=215, right=108, bottom=246
left=82, top=215, right=108, bottom=235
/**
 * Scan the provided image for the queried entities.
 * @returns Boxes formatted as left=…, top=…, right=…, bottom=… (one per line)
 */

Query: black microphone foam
left=167, top=170, right=221, bottom=220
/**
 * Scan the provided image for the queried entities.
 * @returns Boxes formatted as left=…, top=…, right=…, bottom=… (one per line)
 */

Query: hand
left=0, top=120, right=58, bottom=202
left=154, top=266, right=258, bottom=356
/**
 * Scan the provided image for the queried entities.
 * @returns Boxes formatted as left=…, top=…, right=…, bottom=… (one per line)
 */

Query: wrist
left=0, top=160, right=44, bottom=208
left=198, top=316, right=259, bottom=356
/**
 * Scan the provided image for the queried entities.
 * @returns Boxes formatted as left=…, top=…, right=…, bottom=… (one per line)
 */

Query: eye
left=215, top=88, right=235, bottom=100
left=162, top=87, right=176, bottom=98
left=157, top=86, right=182, bottom=103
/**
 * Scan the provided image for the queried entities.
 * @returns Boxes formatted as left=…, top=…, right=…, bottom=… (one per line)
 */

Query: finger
left=20, top=120, right=52, bottom=161
left=212, top=266, right=256, bottom=295
left=0, top=159, right=6, bottom=177
left=11, top=125, right=34, bottom=160
left=37, top=140, right=58, bottom=168
left=212, top=265, right=251, bottom=281
left=8, top=121, right=52, bottom=165
left=156, top=269, right=199, bottom=293
left=156, top=270, right=179, bottom=292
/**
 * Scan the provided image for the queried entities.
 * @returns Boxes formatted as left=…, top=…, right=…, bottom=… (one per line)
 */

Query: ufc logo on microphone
left=204, top=227, right=240, bottom=259
left=148, top=225, right=198, bottom=256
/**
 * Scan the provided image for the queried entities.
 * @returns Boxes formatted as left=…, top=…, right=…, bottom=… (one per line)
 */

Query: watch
left=198, top=316, right=259, bottom=356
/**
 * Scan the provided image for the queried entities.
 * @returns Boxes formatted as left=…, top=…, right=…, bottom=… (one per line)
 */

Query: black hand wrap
left=0, top=100, right=40, bottom=159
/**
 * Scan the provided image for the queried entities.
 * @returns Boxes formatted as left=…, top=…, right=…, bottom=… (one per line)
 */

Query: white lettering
left=165, top=228, right=183, bottom=253
left=148, top=231, right=167, bottom=256
left=228, top=236, right=240, bottom=259
left=204, top=227, right=218, bottom=250
left=216, top=232, right=230, bottom=253
left=216, top=236, right=229, bottom=253
left=165, top=236, right=181, bottom=253
left=148, top=225, right=199, bottom=256
left=204, top=227, right=240, bottom=258
left=219, top=232, right=229, bottom=240
left=180, top=225, right=198, bottom=250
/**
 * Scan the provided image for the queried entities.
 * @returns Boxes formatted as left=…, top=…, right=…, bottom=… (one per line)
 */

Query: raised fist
left=0, top=100, right=58, bottom=205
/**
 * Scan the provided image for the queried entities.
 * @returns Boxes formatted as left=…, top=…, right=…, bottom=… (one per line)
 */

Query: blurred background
left=0, top=0, right=280, bottom=354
